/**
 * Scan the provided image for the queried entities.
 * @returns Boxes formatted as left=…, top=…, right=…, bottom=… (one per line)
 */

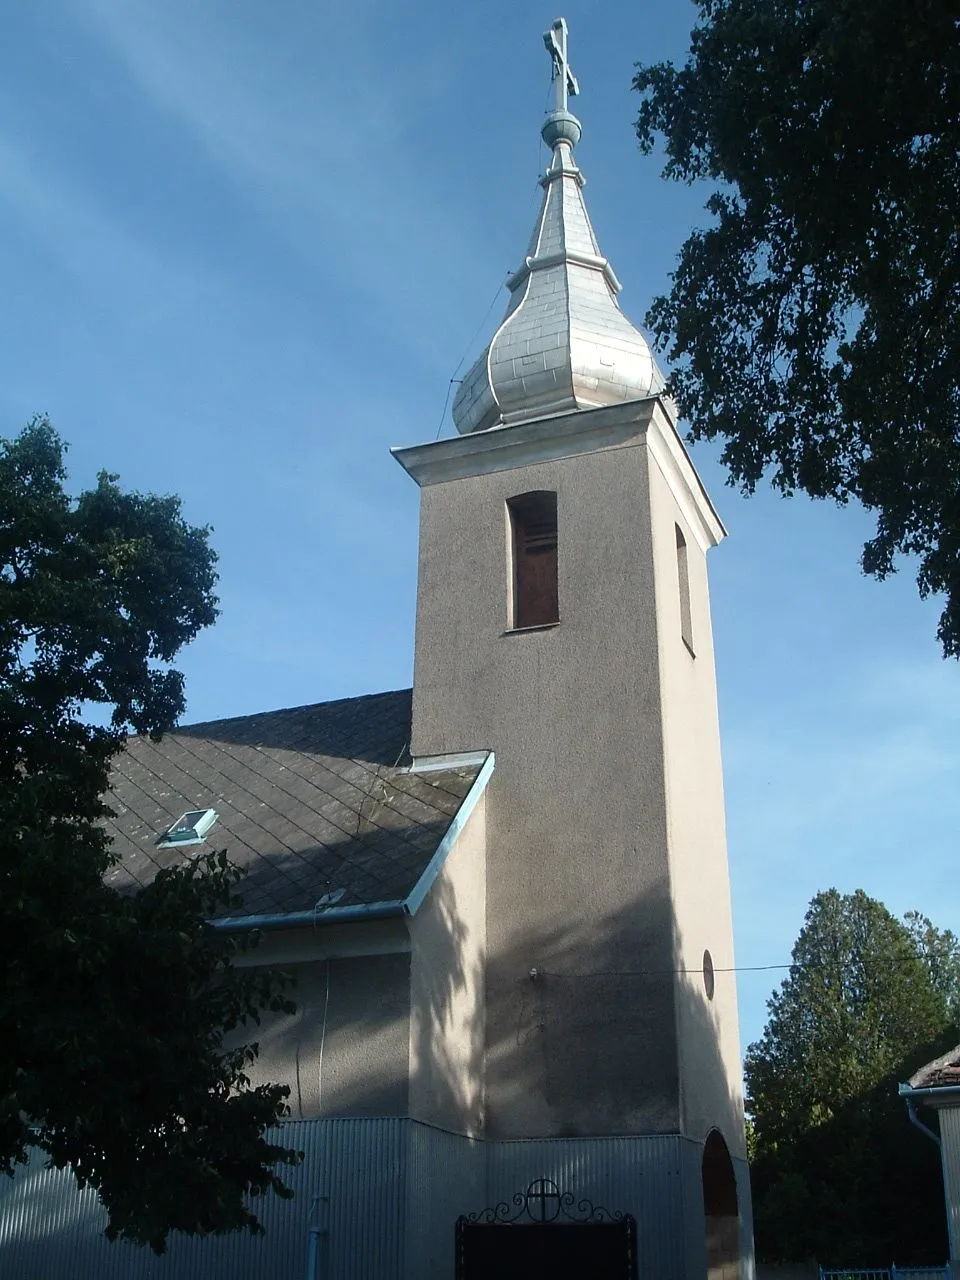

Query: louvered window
left=508, top=491, right=559, bottom=628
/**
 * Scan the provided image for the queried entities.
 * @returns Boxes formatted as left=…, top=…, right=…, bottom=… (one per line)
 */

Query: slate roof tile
left=105, top=688, right=488, bottom=923
left=909, top=1045, right=960, bottom=1090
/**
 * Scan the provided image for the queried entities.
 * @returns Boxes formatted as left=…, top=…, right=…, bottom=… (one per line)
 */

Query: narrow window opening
left=675, top=524, right=694, bottom=655
left=508, top=491, right=558, bottom=629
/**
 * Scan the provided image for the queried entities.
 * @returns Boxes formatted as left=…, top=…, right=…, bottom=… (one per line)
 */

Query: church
left=0, top=20, right=753, bottom=1280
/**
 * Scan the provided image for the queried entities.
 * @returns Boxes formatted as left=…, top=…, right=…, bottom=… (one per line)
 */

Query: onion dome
left=452, top=20, right=666, bottom=436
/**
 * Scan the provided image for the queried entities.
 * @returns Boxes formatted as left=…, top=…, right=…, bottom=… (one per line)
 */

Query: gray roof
left=451, top=25, right=664, bottom=436
left=104, top=688, right=488, bottom=924
left=909, top=1045, right=960, bottom=1090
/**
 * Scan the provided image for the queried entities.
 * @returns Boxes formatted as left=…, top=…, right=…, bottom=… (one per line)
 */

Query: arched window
left=508, top=491, right=558, bottom=629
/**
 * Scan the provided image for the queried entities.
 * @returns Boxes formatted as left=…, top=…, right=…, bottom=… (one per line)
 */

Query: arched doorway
left=702, top=1129, right=740, bottom=1280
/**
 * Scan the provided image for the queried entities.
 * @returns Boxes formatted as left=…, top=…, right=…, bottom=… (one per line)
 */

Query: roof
left=909, top=1045, right=960, bottom=1090
left=104, top=688, right=490, bottom=926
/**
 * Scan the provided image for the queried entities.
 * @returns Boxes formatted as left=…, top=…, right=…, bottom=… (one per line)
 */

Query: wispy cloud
left=80, top=0, right=502, bottom=363
left=0, top=131, right=202, bottom=316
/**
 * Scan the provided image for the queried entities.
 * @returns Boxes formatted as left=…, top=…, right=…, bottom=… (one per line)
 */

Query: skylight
left=158, top=808, right=218, bottom=848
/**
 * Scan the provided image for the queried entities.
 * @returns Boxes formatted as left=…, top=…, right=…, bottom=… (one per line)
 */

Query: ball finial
left=541, top=108, right=582, bottom=150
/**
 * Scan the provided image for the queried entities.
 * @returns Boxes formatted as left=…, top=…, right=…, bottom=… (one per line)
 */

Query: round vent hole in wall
left=703, top=950, right=715, bottom=1001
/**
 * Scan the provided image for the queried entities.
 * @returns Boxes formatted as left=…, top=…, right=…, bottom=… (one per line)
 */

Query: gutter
left=899, top=1082, right=960, bottom=1264
left=210, top=899, right=407, bottom=934
left=896, top=1081, right=960, bottom=1148
left=899, top=1083, right=960, bottom=1104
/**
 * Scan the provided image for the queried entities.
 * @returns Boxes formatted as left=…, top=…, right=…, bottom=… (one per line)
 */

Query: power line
left=540, top=955, right=939, bottom=980
left=541, top=964, right=792, bottom=980
left=433, top=281, right=506, bottom=439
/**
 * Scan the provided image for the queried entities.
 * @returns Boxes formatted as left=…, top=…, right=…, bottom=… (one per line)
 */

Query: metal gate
left=455, top=1178, right=638, bottom=1280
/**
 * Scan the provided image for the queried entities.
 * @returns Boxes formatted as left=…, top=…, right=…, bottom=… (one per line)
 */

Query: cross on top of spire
left=543, top=18, right=579, bottom=114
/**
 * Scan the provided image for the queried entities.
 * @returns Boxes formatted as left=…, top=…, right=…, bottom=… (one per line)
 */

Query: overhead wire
left=433, top=281, right=506, bottom=439
left=539, top=955, right=941, bottom=980
left=433, top=66, right=557, bottom=443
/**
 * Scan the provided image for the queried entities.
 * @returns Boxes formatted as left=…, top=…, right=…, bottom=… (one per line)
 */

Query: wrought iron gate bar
left=456, top=1177, right=631, bottom=1226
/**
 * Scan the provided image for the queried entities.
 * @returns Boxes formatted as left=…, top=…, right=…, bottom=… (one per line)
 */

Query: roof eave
left=210, top=898, right=408, bottom=934
left=898, top=1081, right=960, bottom=1106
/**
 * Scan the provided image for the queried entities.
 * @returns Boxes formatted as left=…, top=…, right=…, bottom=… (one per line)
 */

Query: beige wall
left=408, top=795, right=487, bottom=1135
left=236, top=952, right=412, bottom=1120
left=224, top=797, right=489, bottom=1132
left=412, top=422, right=680, bottom=1138
left=647, top=412, right=746, bottom=1154
left=410, top=398, right=745, bottom=1150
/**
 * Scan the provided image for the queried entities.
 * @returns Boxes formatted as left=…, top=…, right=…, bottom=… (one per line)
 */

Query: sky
left=1, top=0, right=957, bottom=1056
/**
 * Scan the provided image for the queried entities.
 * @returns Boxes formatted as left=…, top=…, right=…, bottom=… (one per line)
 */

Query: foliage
left=906, top=910, right=960, bottom=1024
left=0, top=418, right=298, bottom=1253
left=745, top=889, right=957, bottom=1263
left=634, top=0, right=960, bottom=655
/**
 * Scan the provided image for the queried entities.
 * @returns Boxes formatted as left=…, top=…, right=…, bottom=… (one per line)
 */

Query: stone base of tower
left=1, top=1119, right=754, bottom=1280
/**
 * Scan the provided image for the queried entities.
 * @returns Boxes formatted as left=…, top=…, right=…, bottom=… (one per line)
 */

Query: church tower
left=395, top=19, right=751, bottom=1278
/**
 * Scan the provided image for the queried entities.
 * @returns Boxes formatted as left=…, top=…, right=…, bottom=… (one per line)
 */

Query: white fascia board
left=410, top=749, right=491, bottom=773
left=402, top=751, right=495, bottom=917
left=391, top=399, right=658, bottom=486
left=645, top=400, right=727, bottom=551
left=391, top=397, right=726, bottom=553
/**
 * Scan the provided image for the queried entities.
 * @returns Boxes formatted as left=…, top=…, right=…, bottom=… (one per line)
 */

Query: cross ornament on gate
left=525, top=1177, right=562, bottom=1222
left=543, top=17, right=579, bottom=114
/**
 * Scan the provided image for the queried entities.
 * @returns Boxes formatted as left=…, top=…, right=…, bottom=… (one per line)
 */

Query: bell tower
left=393, top=21, right=748, bottom=1256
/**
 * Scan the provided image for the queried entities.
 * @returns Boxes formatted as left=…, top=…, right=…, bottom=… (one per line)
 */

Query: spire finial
left=543, top=18, right=579, bottom=114
left=541, top=18, right=582, bottom=150
left=449, top=15, right=664, bottom=436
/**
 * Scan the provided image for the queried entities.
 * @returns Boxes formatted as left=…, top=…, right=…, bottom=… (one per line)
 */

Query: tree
left=906, top=910, right=960, bottom=1024
left=633, top=0, right=960, bottom=655
left=745, top=889, right=958, bottom=1263
left=0, top=418, right=298, bottom=1253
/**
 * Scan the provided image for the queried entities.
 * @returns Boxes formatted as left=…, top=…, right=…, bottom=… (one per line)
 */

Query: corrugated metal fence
left=0, top=1120, right=703, bottom=1280
left=0, top=1119, right=408, bottom=1280
left=820, top=1267, right=950, bottom=1280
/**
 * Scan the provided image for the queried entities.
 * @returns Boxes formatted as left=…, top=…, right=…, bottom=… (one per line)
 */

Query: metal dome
left=452, top=21, right=665, bottom=436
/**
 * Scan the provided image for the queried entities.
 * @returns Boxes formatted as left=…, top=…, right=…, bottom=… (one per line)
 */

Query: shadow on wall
left=475, top=881, right=749, bottom=1274
left=481, top=885, right=744, bottom=1142
left=407, top=852, right=484, bottom=1135
left=0, top=874, right=751, bottom=1276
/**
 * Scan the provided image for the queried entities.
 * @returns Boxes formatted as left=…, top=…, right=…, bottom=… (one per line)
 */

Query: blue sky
left=1, top=0, right=957, bottom=1056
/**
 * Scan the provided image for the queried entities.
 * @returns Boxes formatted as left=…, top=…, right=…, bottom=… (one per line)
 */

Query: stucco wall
left=239, top=951, right=412, bottom=1119
left=646, top=401, right=746, bottom=1154
left=408, top=794, right=487, bottom=1135
left=411, top=421, right=680, bottom=1138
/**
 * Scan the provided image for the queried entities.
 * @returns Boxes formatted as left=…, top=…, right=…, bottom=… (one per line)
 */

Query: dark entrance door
left=455, top=1179, right=638, bottom=1280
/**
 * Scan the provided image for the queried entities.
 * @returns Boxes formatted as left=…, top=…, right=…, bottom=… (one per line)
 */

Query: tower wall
left=410, top=402, right=715, bottom=1139
left=647, top=445, right=747, bottom=1155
